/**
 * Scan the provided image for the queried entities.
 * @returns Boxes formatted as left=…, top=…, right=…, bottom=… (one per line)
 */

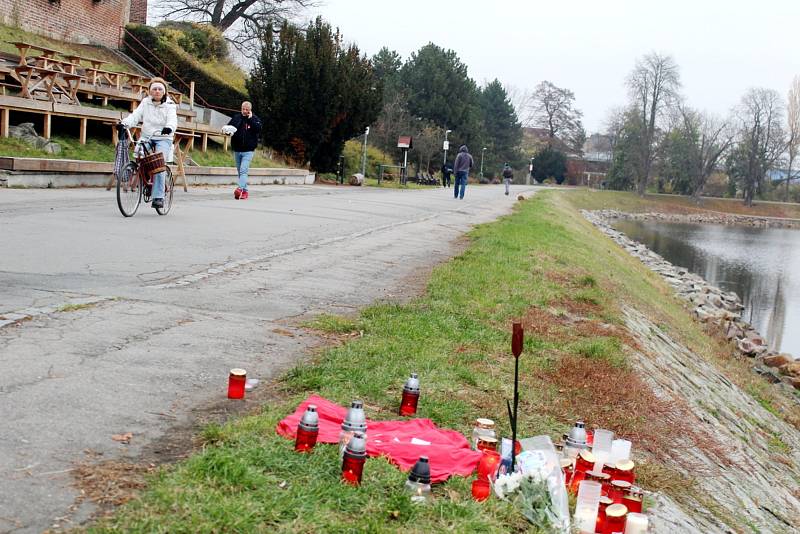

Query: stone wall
left=0, top=0, right=131, bottom=47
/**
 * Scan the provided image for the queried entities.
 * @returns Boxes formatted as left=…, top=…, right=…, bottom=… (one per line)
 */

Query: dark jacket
left=453, top=145, right=473, bottom=174
left=227, top=113, right=262, bottom=152
left=442, top=163, right=454, bottom=177
left=502, top=166, right=513, bottom=179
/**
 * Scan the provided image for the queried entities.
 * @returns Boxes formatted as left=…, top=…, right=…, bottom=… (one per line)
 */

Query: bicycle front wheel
left=116, top=162, right=142, bottom=217
left=156, top=166, right=174, bottom=216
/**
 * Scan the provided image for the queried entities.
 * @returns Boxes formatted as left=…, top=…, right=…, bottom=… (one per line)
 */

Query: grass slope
left=85, top=191, right=794, bottom=533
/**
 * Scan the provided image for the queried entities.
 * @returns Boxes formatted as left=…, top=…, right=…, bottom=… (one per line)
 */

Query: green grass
left=0, top=23, right=129, bottom=72
left=86, top=191, right=768, bottom=532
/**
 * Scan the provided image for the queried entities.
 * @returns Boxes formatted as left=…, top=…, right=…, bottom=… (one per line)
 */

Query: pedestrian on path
left=441, top=161, right=453, bottom=188
left=502, top=163, right=513, bottom=196
left=223, top=101, right=262, bottom=200
left=453, top=145, right=473, bottom=199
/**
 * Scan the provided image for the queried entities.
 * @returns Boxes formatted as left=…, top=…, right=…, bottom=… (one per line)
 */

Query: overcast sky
left=309, top=0, right=800, bottom=134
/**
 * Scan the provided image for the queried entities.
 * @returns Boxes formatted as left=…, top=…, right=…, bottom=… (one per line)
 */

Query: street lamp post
left=443, top=129, right=452, bottom=165
left=529, top=157, right=534, bottom=185
left=361, top=126, right=370, bottom=177
left=480, top=147, right=487, bottom=179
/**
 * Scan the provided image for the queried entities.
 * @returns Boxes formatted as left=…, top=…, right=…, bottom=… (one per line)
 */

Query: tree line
left=245, top=15, right=591, bottom=179
left=605, top=52, right=800, bottom=206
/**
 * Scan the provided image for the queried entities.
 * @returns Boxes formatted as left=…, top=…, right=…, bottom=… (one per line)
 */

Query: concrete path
left=0, top=183, right=537, bottom=533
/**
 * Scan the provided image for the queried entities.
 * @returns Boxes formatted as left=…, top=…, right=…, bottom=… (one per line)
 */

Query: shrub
left=159, top=22, right=228, bottom=61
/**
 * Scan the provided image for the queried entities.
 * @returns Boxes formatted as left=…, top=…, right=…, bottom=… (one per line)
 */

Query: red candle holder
left=603, top=503, right=628, bottom=534
left=471, top=478, right=491, bottom=501
left=341, top=432, right=367, bottom=485
left=614, top=459, right=636, bottom=485
left=476, top=436, right=498, bottom=452
left=399, top=389, right=419, bottom=416
left=609, top=480, right=631, bottom=504
left=295, top=427, right=318, bottom=452
left=622, top=486, right=643, bottom=514
left=227, top=368, right=246, bottom=399
left=476, top=450, right=502, bottom=481
left=586, top=470, right=611, bottom=496
left=596, top=496, right=613, bottom=534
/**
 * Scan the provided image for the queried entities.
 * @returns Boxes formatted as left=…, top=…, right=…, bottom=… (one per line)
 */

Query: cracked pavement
left=0, top=183, right=538, bottom=532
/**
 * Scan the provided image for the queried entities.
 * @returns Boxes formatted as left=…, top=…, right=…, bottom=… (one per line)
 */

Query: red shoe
left=240, top=190, right=249, bottom=200
left=234, top=187, right=242, bottom=199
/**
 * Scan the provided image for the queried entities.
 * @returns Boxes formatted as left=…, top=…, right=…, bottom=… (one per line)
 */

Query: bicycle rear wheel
left=156, top=166, right=174, bottom=216
left=116, top=162, right=142, bottom=217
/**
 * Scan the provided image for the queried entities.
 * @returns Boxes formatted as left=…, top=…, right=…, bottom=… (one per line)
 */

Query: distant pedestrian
left=502, top=163, right=513, bottom=195
left=223, top=101, right=262, bottom=200
left=453, top=145, right=473, bottom=199
left=441, top=162, right=453, bottom=188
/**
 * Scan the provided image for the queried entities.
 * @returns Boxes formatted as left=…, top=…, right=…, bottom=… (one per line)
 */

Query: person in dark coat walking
left=224, top=101, right=262, bottom=200
left=441, top=162, right=454, bottom=188
left=502, top=163, right=514, bottom=195
left=453, top=145, right=473, bottom=199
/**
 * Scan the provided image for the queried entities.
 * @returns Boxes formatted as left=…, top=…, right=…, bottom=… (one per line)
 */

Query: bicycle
left=116, top=127, right=175, bottom=217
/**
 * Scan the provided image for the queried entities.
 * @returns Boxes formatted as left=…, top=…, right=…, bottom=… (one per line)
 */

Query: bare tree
left=729, top=88, right=786, bottom=207
left=156, top=0, right=317, bottom=57
left=626, top=52, right=681, bottom=195
left=785, top=76, right=800, bottom=201
left=525, top=81, right=585, bottom=153
left=678, top=106, right=735, bottom=198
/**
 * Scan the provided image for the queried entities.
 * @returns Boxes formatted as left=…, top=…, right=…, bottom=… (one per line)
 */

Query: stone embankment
left=599, top=208, right=800, bottom=229
left=583, top=210, right=800, bottom=393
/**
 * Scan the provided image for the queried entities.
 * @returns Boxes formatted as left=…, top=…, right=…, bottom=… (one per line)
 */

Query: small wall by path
left=0, top=158, right=315, bottom=188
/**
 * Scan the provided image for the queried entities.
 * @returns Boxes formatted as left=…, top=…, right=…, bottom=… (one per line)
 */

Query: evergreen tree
left=400, top=43, right=482, bottom=147
left=248, top=17, right=382, bottom=171
left=479, top=79, right=523, bottom=175
left=532, top=147, right=567, bottom=184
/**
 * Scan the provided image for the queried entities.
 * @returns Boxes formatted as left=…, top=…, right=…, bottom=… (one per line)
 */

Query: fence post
left=189, top=81, right=195, bottom=110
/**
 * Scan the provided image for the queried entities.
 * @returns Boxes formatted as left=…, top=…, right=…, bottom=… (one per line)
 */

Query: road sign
left=443, top=140, right=449, bottom=151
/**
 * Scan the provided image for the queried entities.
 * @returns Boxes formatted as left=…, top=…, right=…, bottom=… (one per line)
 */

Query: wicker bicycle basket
left=140, top=152, right=166, bottom=180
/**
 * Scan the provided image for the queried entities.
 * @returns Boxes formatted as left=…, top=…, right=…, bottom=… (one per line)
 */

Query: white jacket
left=121, top=96, right=178, bottom=140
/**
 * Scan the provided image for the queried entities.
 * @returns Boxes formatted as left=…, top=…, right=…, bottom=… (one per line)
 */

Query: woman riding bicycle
left=118, top=77, right=177, bottom=210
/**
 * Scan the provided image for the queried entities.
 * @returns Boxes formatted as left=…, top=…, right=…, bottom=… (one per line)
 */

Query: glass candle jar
left=471, top=478, right=491, bottom=501
left=476, top=450, right=502, bottom=481
left=294, top=405, right=319, bottom=453
left=476, top=436, right=498, bottom=452
left=622, top=485, right=643, bottom=514
left=341, top=433, right=367, bottom=485
left=614, top=459, right=636, bottom=485
left=472, top=418, right=496, bottom=450
left=399, top=373, right=420, bottom=416
left=570, top=451, right=595, bottom=494
left=586, top=470, right=611, bottom=496
left=227, top=368, right=246, bottom=399
left=595, top=496, right=613, bottom=534
left=609, top=480, right=631, bottom=504
left=603, top=503, right=628, bottom=534
left=560, top=457, right=574, bottom=486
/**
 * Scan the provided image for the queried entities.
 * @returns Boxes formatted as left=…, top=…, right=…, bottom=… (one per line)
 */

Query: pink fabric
left=276, top=395, right=482, bottom=483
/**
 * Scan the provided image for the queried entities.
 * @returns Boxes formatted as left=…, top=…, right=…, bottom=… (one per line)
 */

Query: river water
left=614, top=219, right=800, bottom=356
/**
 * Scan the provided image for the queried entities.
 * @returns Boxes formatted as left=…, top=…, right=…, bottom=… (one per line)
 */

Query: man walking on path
left=441, top=161, right=454, bottom=188
left=502, top=163, right=513, bottom=196
left=224, top=101, right=262, bottom=200
left=453, top=145, right=473, bottom=199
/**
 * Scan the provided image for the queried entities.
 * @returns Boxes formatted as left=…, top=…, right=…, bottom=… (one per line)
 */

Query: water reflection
left=614, top=220, right=800, bottom=356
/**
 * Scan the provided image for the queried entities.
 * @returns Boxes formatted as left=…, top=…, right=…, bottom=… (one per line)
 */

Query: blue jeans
left=454, top=171, right=468, bottom=199
left=151, top=138, right=172, bottom=200
left=234, top=151, right=254, bottom=190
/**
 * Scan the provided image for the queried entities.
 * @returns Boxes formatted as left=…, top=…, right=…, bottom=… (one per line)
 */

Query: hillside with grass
left=123, top=22, right=248, bottom=112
